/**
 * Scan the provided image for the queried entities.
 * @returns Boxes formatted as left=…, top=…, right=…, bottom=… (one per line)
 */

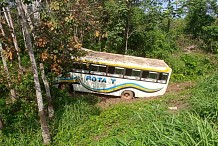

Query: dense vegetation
left=0, top=0, right=218, bottom=145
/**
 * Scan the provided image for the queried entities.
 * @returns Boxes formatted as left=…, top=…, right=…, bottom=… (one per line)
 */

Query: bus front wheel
left=121, top=90, right=134, bottom=99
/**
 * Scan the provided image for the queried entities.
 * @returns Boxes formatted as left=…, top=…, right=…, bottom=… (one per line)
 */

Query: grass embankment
left=51, top=74, right=218, bottom=146
left=1, top=73, right=218, bottom=145
left=0, top=52, right=218, bottom=145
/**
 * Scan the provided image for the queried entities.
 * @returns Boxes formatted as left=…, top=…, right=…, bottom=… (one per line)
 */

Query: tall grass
left=97, top=112, right=218, bottom=146
left=1, top=74, right=218, bottom=145
left=190, top=73, right=218, bottom=122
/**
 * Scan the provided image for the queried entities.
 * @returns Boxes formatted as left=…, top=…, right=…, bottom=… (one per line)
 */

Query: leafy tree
left=35, top=0, right=101, bottom=74
left=15, top=0, right=51, bottom=144
left=185, top=0, right=217, bottom=38
left=202, top=19, right=218, bottom=53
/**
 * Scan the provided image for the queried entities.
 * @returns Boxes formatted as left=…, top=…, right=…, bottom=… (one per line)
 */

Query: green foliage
left=129, top=29, right=178, bottom=58
left=97, top=112, right=218, bottom=146
left=49, top=98, right=218, bottom=146
left=48, top=89, right=101, bottom=145
left=0, top=97, right=41, bottom=145
left=100, top=0, right=131, bottom=53
left=190, top=73, right=218, bottom=122
left=202, top=23, right=218, bottom=53
left=165, top=52, right=217, bottom=82
left=185, top=0, right=216, bottom=38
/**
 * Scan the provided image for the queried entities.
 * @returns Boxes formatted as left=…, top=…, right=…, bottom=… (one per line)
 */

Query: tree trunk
left=167, top=0, right=172, bottom=32
left=0, top=116, right=3, bottom=130
left=125, top=27, right=129, bottom=55
left=34, top=1, right=54, bottom=118
left=40, top=63, right=54, bottom=118
left=0, top=23, right=17, bottom=102
left=32, top=0, right=41, bottom=25
left=3, top=7, right=23, bottom=75
left=125, top=2, right=131, bottom=55
left=16, top=0, right=51, bottom=144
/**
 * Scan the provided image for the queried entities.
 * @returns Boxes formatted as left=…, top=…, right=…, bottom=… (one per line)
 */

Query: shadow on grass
left=49, top=87, right=101, bottom=143
left=0, top=87, right=101, bottom=145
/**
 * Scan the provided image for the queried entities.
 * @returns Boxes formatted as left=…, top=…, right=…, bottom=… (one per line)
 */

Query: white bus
left=56, top=48, right=172, bottom=99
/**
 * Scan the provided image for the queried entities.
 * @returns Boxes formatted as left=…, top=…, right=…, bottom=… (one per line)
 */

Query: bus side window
left=158, top=73, right=168, bottom=84
left=115, top=67, right=124, bottom=75
left=107, top=66, right=115, bottom=74
left=90, top=64, right=98, bottom=72
left=148, top=72, right=158, bottom=82
left=82, top=63, right=89, bottom=73
left=99, top=65, right=107, bottom=73
left=141, top=71, right=149, bottom=80
left=90, top=64, right=106, bottom=75
left=72, top=62, right=82, bottom=73
left=125, top=68, right=132, bottom=76
left=108, top=67, right=124, bottom=77
left=125, top=69, right=140, bottom=80
left=132, top=69, right=141, bottom=77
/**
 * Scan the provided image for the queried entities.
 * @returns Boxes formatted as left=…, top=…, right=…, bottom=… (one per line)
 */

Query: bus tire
left=121, top=90, right=134, bottom=99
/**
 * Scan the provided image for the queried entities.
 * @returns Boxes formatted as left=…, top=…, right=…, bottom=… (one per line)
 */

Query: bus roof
left=77, top=48, right=171, bottom=73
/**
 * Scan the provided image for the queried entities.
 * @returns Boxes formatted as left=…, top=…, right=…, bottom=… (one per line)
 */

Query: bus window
left=108, top=67, right=124, bottom=77
left=72, top=62, right=82, bottom=72
left=99, top=65, right=107, bottom=73
left=90, top=64, right=98, bottom=72
left=132, top=69, right=141, bottom=77
left=125, top=69, right=140, bottom=80
left=90, top=64, right=106, bottom=75
left=115, top=67, right=124, bottom=75
left=142, top=71, right=149, bottom=78
left=82, top=63, right=89, bottom=73
left=148, top=72, right=158, bottom=82
left=125, top=68, right=132, bottom=76
left=141, top=71, right=149, bottom=81
left=158, top=73, right=168, bottom=84
left=107, top=66, right=115, bottom=74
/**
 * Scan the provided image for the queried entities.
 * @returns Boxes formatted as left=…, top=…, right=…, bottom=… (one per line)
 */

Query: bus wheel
left=121, top=90, right=134, bottom=99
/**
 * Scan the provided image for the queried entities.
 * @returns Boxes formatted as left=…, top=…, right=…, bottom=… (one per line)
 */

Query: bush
left=202, top=25, right=218, bottom=53
left=165, top=53, right=215, bottom=82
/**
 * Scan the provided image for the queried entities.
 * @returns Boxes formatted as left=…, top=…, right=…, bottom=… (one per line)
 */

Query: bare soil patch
left=96, top=81, right=194, bottom=109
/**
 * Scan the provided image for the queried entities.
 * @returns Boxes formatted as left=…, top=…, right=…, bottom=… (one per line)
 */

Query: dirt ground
left=95, top=81, right=194, bottom=109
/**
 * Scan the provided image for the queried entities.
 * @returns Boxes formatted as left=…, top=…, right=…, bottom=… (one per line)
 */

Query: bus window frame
left=90, top=64, right=106, bottom=75
left=107, top=66, right=124, bottom=78
left=124, top=68, right=141, bottom=80
left=72, top=62, right=83, bottom=73
left=147, top=72, right=158, bottom=82
left=157, top=73, right=168, bottom=84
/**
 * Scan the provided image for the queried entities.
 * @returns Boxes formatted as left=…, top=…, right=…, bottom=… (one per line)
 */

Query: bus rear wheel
left=121, top=90, right=134, bottom=99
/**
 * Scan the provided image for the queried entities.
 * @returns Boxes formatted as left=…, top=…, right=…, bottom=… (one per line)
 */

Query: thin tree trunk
left=34, top=1, right=54, bottom=118
left=40, top=63, right=54, bottom=118
left=3, top=7, right=23, bottom=75
left=125, top=28, right=129, bottom=55
left=0, top=116, right=3, bottom=130
left=32, top=0, right=41, bottom=25
left=0, top=23, right=17, bottom=102
left=16, top=0, right=51, bottom=144
left=167, top=0, right=171, bottom=32
left=21, top=3, right=34, bottom=31
left=125, top=2, right=131, bottom=55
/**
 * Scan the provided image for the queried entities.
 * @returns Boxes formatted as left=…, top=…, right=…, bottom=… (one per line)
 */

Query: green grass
left=0, top=53, right=218, bottom=145
left=1, top=74, right=218, bottom=145
left=165, top=51, right=218, bottom=82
